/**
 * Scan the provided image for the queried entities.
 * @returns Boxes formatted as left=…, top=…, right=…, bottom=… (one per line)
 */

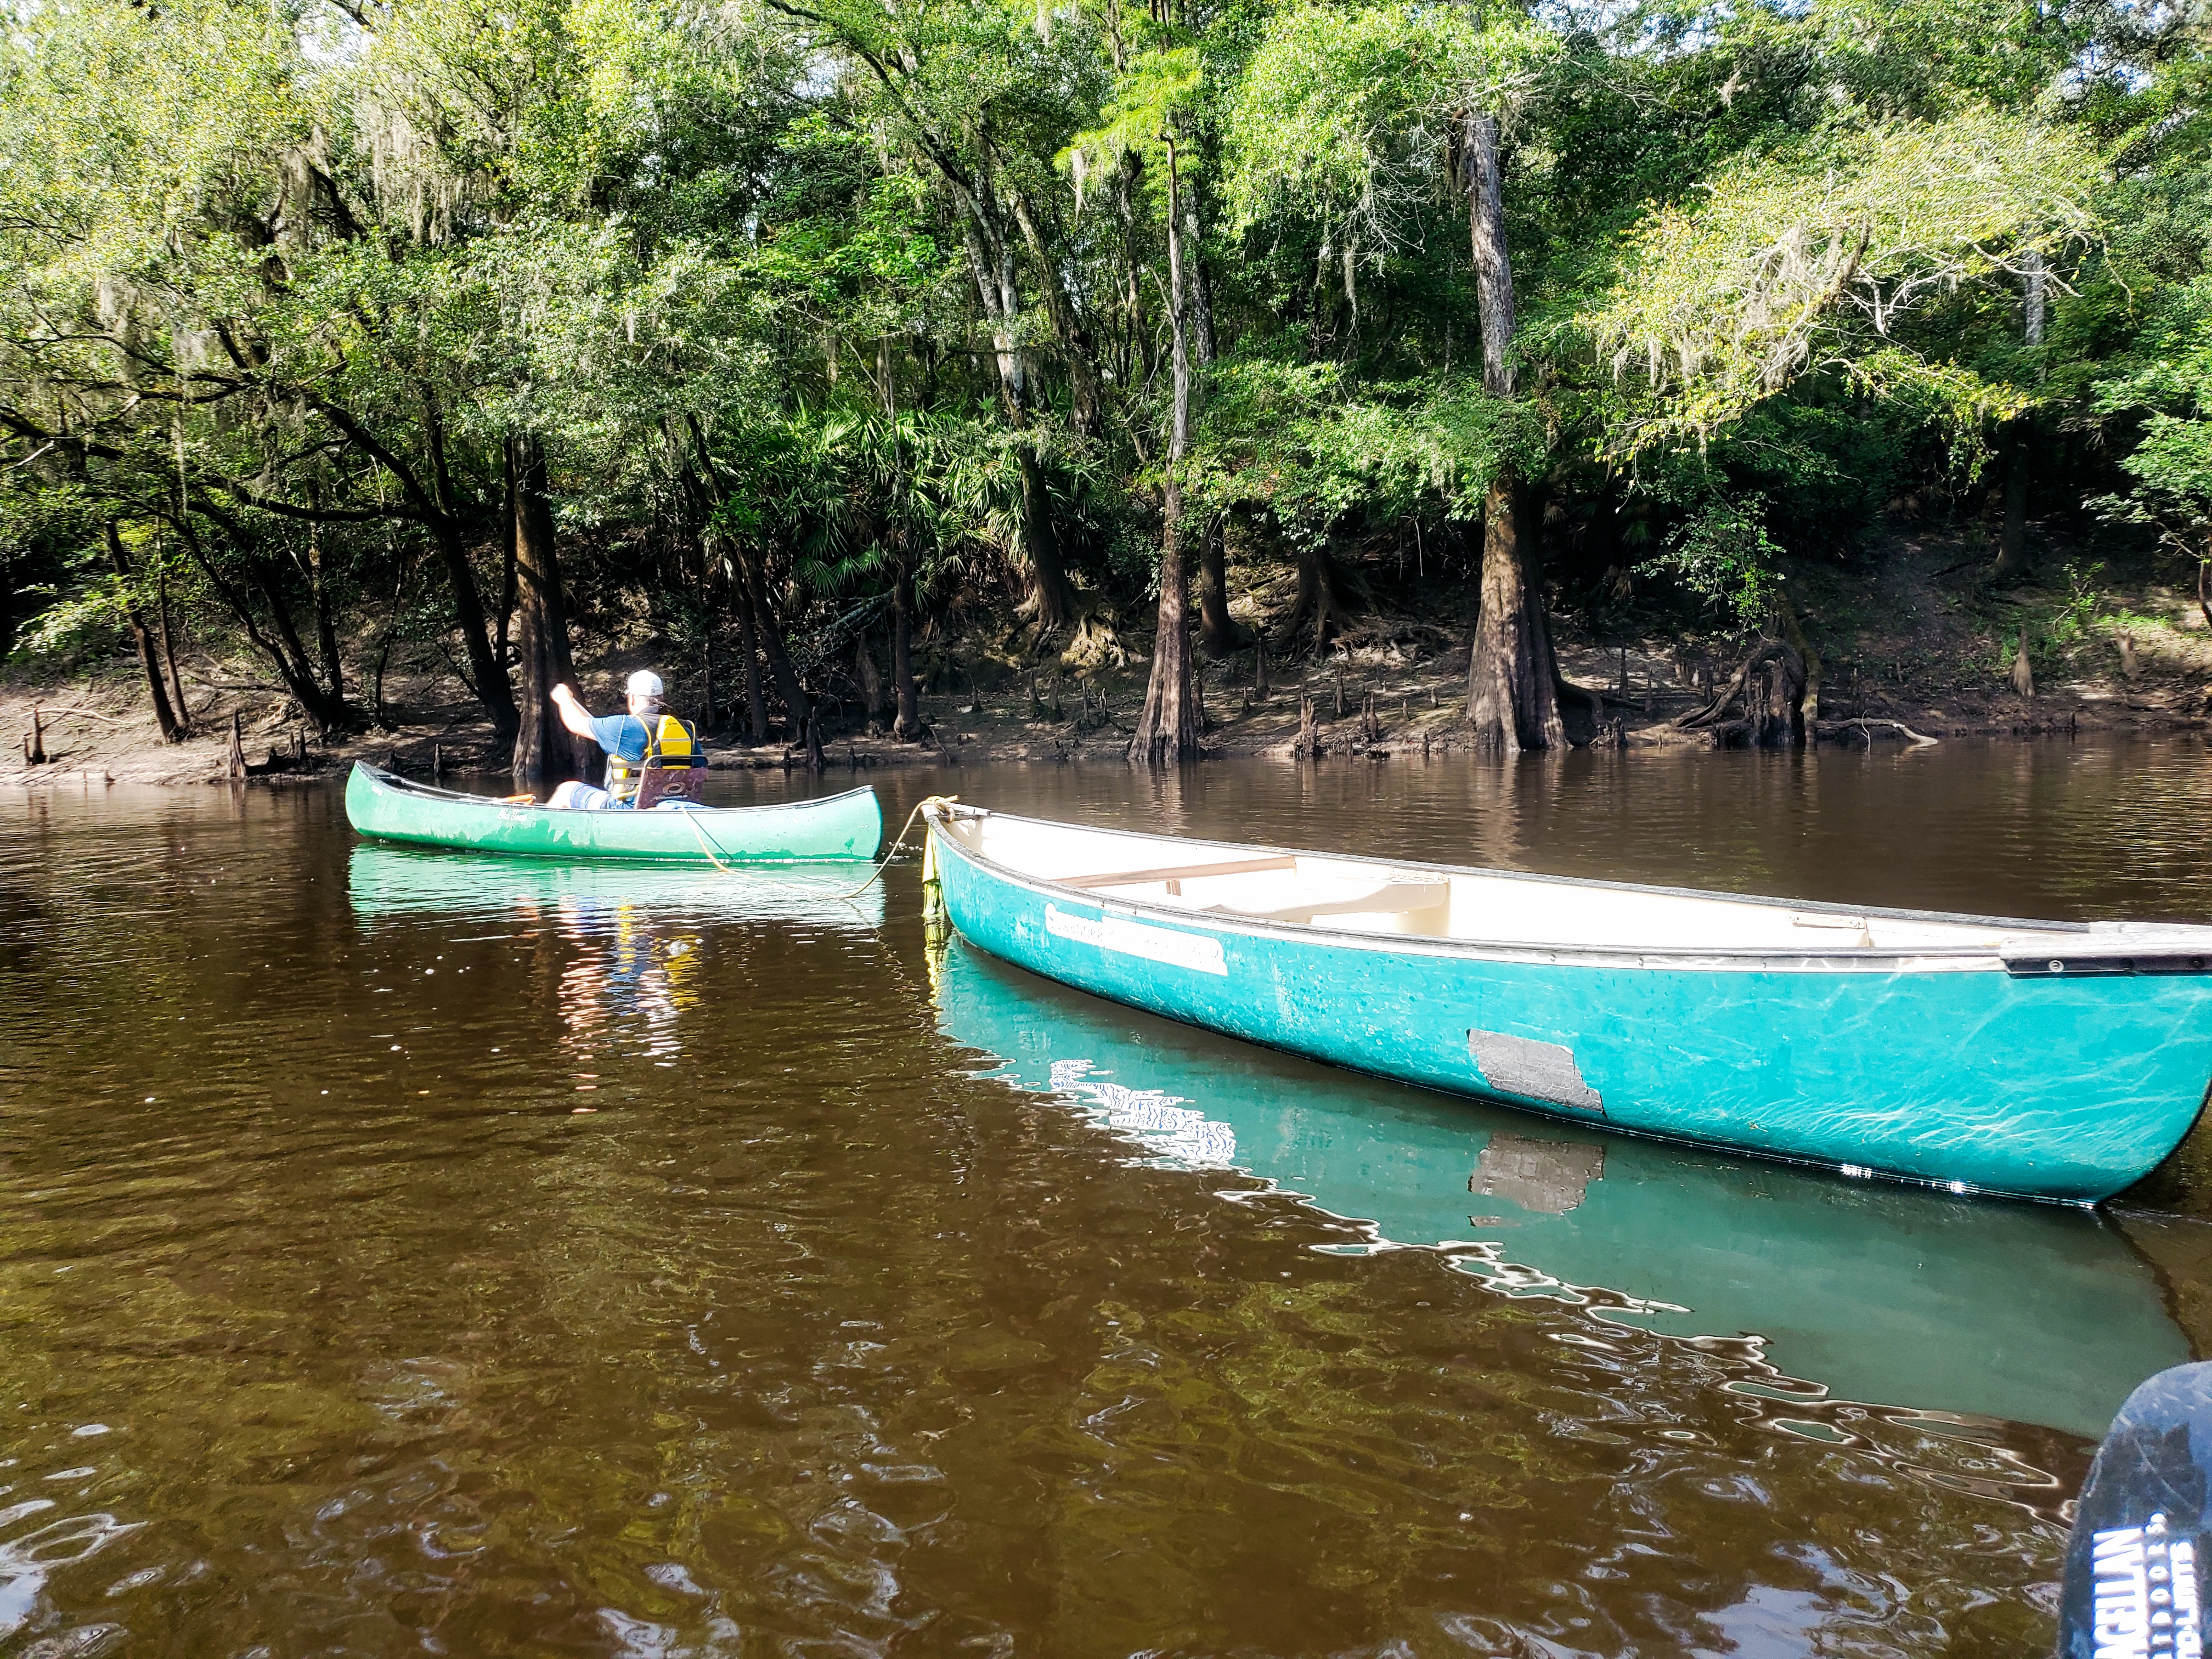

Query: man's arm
left=550, top=684, right=599, bottom=741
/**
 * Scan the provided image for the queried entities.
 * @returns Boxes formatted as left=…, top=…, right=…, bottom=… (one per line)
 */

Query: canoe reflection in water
left=931, top=937, right=2190, bottom=1474
left=347, top=844, right=887, bottom=1064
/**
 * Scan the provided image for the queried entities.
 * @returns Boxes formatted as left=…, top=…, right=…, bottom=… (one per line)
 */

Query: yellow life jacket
left=606, top=713, right=702, bottom=803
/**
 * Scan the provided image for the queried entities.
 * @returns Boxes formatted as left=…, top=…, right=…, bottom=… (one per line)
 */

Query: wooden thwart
left=1061, top=854, right=1299, bottom=890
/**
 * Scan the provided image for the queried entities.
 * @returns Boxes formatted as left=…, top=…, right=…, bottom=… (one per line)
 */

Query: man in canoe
left=546, top=671, right=705, bottom=809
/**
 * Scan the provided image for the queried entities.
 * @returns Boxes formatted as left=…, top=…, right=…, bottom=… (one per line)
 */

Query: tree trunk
left=246, top=560, right=351, bottom=730
left=155, top=557, right=190, bottom=736
left=962, top=196, right=1076, bottom=640
left=1280, top=537, right=1351, bottom=658
left=308, top=519, right=345, bottom=708
left=1129, top=142, right=1202, bottom=766
left=1776, top=593, right=1820, bottom=731
left=435, top=522, right=516, bottom=741
left=419, top=387, right=508, bottom=720
left=856, top=631, right=887, bottom=725
left=1184, top=174, right=1233, bottom=662
left=1994, top=253, right=2045, bottom=581
left=1465, top=114, right=1516, bottom=402
left=171, top=509, right=349, bottom=732
left=1995, top=426, right=2032, bottom=579
left=1132, top=475, right=1201, bottom=763
left=736, top=546, right=809, bottom=735
left=731, top=580, right=768, bottom=743
left=106, top=523, right=185, bottom=743
left=1009, top=189, right=1107, bottom=442
left=681, top=458, right=766, bottom=744
left=507, top=433, right=582, bottom=789
left=891, top=554, right=922, bottom=741
left=1182, top=170, right=1218, bottom=370
left=495, top=502, right=519, bottom=674
left=1198, top=514, right=1240, bottom=656
left=1675, top=636, right=1804, bottom=746
left=1748, top=650, right=1807, bottom=747
left=1465, top=482, right=1565, bottom=752
left=1460, top=110, right=1563, bottom=753
left=1017, top=448, right=1079, bottom=631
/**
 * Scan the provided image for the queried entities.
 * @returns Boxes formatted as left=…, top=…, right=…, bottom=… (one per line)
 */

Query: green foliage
left=2094, top=276, right=2212, bottom=567
left=1189, top=357, right=1537, bottom=533
left=0, top=0, right=2208, bottom=702
left=1589, top=109, right=2103, bottom=453
left=1225, top=3, right=1555, bottom=253
left=1976, top=560, right=2135, bottom=675
left=1066, top=47, right=1205, bottom=194
left=1637, top=492, right=1787, bottom=627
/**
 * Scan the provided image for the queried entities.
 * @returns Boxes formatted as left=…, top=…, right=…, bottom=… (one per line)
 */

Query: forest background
left=3, top=0, right=2211, bottom=778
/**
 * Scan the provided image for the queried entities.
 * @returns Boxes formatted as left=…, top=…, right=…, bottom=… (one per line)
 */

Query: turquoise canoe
left=934, top=940, right=2188, bottom=1436
left=922, top=804, right=2212, bottom=1204
left=347, top=763, right=881, bottom=862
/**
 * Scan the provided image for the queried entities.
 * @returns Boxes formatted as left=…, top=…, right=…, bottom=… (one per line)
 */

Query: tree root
left=1675, top=636, right=1805, bottom=746
left=1057, top=611, right=1130, bottom=673
left=1819, top=716, right=1939, bottom=747
left=1554, top=675, right=1604, bottom=714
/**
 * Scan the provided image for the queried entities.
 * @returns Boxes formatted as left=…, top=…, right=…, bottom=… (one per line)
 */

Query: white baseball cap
left=626, top=670, right=664, bottom=698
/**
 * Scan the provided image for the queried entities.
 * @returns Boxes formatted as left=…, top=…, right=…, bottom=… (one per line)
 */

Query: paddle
left=2059, top=1362, right=2212, bottom=1659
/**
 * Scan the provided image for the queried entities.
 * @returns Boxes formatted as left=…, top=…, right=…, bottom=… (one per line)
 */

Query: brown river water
left=4, top=737, right=2211, bottom=1657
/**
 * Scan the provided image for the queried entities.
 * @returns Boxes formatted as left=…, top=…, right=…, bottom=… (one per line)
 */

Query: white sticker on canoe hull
left=1046, top=904, right=1228, bottom=976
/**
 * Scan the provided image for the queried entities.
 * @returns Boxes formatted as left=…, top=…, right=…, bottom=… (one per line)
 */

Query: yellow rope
left=657, top=792, right=957, bottom=896
left=828, top=795, right=961, bottom=901
left=674, top=804, right=747, bottom=873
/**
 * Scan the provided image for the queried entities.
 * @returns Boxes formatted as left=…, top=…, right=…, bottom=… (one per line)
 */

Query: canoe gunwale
left=924, top=805, right=2212, bottom=976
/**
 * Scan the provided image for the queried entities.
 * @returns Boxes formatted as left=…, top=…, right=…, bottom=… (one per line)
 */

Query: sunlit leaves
left=1588, top=108, right=2104, bottom=453
left=1187, top=358, right=1540, bottom=532
left=1063, top=45, right=1202, bottom=204
left=1223, top=3, right=1555, bottom=251
left=2093, top=275, right=2212, bottom=561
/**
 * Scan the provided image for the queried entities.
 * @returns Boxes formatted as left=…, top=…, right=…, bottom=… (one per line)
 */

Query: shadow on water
left=931, top=938, right=2188, bottom=1448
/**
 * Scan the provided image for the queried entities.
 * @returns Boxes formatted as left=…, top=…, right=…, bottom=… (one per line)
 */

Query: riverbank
left=8, top=531, right=2207, bottom=786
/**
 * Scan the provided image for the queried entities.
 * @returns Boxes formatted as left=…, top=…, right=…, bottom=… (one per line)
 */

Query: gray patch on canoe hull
left=1467, top=1029, right=1605, bottom=1114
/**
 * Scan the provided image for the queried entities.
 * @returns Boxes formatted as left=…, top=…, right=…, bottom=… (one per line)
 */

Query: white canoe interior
left=938, top=809, right=2212, bottom=963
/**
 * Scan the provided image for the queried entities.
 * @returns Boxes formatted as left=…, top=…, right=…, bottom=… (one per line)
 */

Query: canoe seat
left=1062, top=855, right=1299, bottom=890
left=1209, top=879, right=1451, bottom=925
left=635, top=759, right=706, bottom=811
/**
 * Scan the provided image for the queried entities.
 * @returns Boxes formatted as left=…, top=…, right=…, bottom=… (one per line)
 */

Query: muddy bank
left=7, top=648, right=2203, bottom=794
left=9, top=534, right=2208, bottom=788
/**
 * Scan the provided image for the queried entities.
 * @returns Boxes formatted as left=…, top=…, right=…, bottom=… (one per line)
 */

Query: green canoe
left=345, top=763, right=882, bottom=863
